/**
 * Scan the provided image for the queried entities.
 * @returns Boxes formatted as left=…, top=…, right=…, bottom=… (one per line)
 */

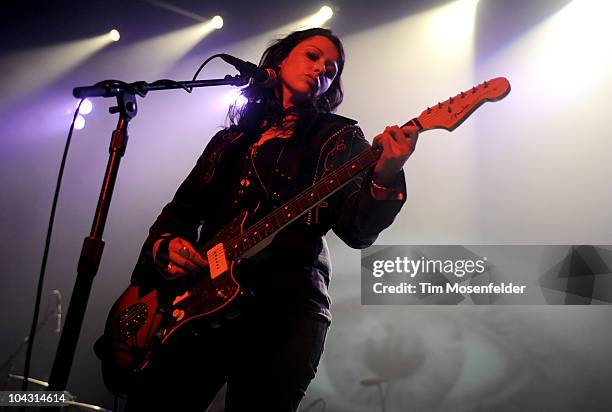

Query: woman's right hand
left=153, top=236, right=208, bottom=280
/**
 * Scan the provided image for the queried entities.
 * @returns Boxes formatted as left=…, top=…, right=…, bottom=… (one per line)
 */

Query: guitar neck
left=210, top=77, right=511, bottom=261
left=222, top=140, right=389, bottom=260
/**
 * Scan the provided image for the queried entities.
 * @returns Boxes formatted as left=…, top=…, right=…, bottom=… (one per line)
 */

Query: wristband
left=370, top=179, right=405, bottom=201
left=371, top=179, right=394, bottom=191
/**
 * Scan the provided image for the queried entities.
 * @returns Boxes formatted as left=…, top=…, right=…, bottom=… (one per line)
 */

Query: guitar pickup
left=207, top=243, right=229, bottom=279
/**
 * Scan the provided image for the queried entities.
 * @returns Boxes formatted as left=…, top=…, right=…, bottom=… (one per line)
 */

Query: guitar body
left=98, top=77, right=511, bottom=394
left=99, top=209, right=255, bottom=394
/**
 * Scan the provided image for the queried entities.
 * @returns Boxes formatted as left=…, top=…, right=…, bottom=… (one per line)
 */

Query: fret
left=307, top=189, right=318, bottom=205
left=337, top=167, right=351, bottom=183
left=226, top=246, right=238, bottom=261
left=344, top=168, right=353, bottom=181
left=249, top=217, right=271, bottom=240
left=275, top=209, right=286, bottom=225
left=294, top=196, right=307, bottom=212
left=276, top=213, right=287, bottom=226
left=271, top=212, right=282, bottom=230
left=319, top=178, right=333, bottom=195
left=282, top=205, right=292, bottom=221
left=361, top=149, right=378, bottom=166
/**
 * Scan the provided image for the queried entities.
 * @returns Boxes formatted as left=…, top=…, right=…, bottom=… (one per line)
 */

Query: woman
left=126, top=28, right=418, bottom=411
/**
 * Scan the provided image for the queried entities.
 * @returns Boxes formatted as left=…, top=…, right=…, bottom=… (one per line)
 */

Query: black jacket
left=131, top=113, right=406, bottom=322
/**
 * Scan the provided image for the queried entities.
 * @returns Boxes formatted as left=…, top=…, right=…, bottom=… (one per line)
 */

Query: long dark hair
left=228, top=28, right=345, bottom=132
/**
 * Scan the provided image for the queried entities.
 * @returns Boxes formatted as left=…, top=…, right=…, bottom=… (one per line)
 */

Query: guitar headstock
left=414, top=77, right=510, bottom=132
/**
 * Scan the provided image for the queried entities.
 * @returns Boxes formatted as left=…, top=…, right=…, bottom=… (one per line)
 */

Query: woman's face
left=278, top=35, right=340, bottom=109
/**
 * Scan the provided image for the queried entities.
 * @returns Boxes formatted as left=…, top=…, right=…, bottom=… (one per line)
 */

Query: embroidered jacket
left=131, top=113, right=407, bottom=322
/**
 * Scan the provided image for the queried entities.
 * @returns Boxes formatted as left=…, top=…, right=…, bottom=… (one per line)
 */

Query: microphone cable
left=21, top=98, right=85, bottom=391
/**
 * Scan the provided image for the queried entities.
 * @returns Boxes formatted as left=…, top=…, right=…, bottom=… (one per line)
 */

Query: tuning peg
left=437, top=102, right=443, bottom=109
left=449, top=96, right=454, bottom=103
left=483, top=80, right=489, bottom=88
left=472, top=87, right=477, bottom=93
left=426, top=106, right=432, bottom=114
left=461, top=91, right=466, bottom=98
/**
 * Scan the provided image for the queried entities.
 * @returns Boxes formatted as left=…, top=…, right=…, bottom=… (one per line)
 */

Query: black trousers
left=125, top=309, right=329, bottom=412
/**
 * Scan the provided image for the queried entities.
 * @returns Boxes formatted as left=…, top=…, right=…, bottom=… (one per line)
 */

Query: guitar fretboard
left=223, top=146, right=381, bottom=259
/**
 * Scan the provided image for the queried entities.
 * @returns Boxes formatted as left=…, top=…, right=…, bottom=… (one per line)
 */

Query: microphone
left=52, top=290, right=62, bottom=334
left=219, top=54, right=277, bottom=87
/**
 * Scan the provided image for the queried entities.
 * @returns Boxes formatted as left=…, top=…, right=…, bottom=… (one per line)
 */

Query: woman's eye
left=307, top=51, right=319, bottom=61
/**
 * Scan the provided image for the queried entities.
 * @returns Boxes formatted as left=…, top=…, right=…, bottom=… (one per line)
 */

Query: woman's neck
left=256, top=115, right=298, bottom=145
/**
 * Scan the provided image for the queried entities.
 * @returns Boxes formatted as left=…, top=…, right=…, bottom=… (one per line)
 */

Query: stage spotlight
left=79, top=99, right=92, bottom=115
left=201, top=15, right=224, bottom=33
left=309, top=5, right=334, bottom=27
left=501, top=0, right=612, bottom=98
left=297, top=5, right=335, bottom=29
left=109, top=29, right=121, bottom=42
left=211, top=15, right=224, bottom=29
left=74, top=115, right=85, bottom=130
left=319, top=6, right=334, bottom=20
left=2, top=32, right=117, bottom=107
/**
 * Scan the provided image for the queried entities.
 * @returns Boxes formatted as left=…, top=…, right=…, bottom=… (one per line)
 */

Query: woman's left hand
left=372, top=124, right=419, bottom=186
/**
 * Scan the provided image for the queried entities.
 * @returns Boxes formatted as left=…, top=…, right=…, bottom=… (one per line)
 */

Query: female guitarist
left=119, top=28, right=418, bottom=411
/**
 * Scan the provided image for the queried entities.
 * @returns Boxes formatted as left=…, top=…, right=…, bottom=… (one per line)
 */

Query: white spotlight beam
left=107, top=17, right=223, bottom=79
left=0, top=34, right=116, bottom=109
left=336, top=1, right=479, bottom=240
left=138, top=0, right=209, bottom=22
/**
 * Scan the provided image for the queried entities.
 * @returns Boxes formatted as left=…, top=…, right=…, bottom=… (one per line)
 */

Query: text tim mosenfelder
left=371, top=257, right=526, bottom=295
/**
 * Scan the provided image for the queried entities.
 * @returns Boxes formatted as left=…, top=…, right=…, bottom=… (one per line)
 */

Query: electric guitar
left=99, top=77, right=511, bottom=393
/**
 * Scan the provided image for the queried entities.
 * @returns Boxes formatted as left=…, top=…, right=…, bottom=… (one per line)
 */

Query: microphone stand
left=47, top=74, right=249, bottom=395
left=1, top=308, right=57, bottom=391
left=360, top=378, right=389, bottom=412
